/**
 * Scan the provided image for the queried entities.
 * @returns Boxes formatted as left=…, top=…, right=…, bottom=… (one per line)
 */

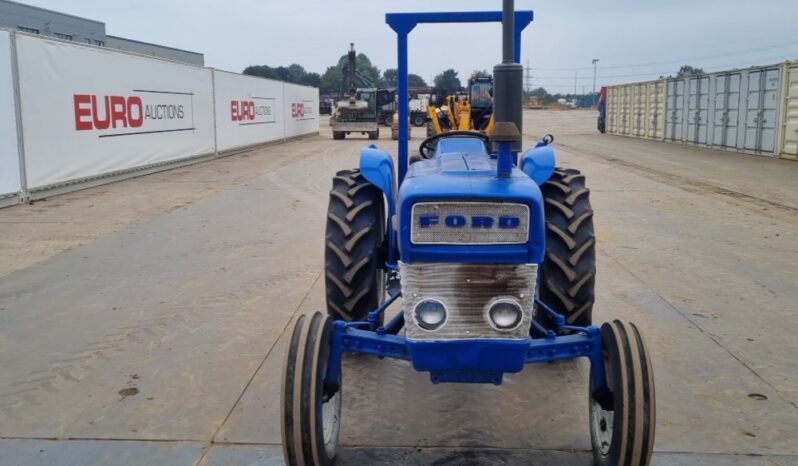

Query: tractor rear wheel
left=536, top=168, right=596, bottom=329
left=589, top=320, right=656, bottom=466
left=325, top=169, right=386, bottom=322
left=281, top=312, right=341, bottom=466
left=368, top=129, right=380, bottom=140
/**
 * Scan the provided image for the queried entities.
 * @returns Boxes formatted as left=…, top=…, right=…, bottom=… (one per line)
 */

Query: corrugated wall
left=606, top=79, right=666, bottom=141
left=779, top=62, right=798, bottom=160
left=606, top=62, right=794, bottom=160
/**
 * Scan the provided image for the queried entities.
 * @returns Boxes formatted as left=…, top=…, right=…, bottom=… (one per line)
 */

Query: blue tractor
left=281, top=3, right=656, bottom=465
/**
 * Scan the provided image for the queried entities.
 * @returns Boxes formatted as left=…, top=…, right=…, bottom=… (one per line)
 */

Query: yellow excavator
left=426, top=75, right=495, bottom=136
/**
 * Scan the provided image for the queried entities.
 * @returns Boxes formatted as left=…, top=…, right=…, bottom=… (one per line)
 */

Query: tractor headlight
left=414, top=299, right=447, bottom=331
left=487, top=299, right=523, bottom=331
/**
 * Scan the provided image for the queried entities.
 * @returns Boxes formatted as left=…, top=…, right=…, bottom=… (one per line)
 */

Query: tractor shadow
left=337, top=446, right=593, bottom=465
left=338, top=353, right=592, bottom=459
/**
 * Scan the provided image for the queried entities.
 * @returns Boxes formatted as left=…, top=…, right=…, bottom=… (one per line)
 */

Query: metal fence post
left=210, top=68, right=219, bottom=157
left=9, top=31, right=29, bottom=204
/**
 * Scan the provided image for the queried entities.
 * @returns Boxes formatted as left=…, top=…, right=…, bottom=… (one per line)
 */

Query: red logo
left=74, top=94, right=144, bottom=130
left=231, top=100, right=256, bottom=121
left=292, top=103, right=305, bottom=118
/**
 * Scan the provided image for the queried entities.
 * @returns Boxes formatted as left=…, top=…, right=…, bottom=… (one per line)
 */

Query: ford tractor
left=281, top=3, right=656, bottom=466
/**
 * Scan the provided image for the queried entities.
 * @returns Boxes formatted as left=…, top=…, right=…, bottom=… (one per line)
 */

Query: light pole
left=592, top=59, right=599, bottom=95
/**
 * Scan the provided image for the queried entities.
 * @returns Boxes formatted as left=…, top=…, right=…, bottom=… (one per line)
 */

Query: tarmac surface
left=1, top=110, right=797, bottom=465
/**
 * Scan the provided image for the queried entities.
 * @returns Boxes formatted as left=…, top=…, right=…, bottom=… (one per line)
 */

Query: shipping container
left=686, top=75, right=710, bottom=145
left=742, top=66, right=781, bottom=154
left=665, top=64, right=783, bottom=156
left=605, top=62, right=793, bottom=159
left=630, top=83, right=645, bottom=136
left=665, top=78, right=686, bottom=141
left=607, top=86, right=620, bottom=133
left=710, top=71, right=742, bottom=149
left=606, top=79, right=666, bottom=140
left=619, top=85, right=632, bottom=134
left=779, top=61, right=798, bottom=159
left=645, top=80, right=666, bottom=139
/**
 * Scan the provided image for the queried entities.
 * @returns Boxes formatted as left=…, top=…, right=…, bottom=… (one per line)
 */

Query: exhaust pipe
left=493, top=0, right=523, bottom=177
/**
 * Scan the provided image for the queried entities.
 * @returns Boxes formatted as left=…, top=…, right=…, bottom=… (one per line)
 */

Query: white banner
left=16, top=34, right=215, bottom=189
left=0, top=31, right=21, bottom=197
left=213, top=70, right=284, bottom=152
left=283, top=83, right=319, bottom=138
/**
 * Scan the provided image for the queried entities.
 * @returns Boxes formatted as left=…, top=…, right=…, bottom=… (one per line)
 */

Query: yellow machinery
left=391, top=111, right=411, bottom=140
left=426, top=76, right=495, bottom=137
left=428, top=95, right=469, bottom=133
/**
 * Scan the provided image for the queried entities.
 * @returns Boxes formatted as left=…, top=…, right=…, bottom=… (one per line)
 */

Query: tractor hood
left=398, top=137, right=545, bottom=264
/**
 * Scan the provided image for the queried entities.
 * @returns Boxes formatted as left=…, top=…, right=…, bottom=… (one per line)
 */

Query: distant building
left=0, top=0, right=204, bottom=66
left=104, top=36, right=204, bottom=66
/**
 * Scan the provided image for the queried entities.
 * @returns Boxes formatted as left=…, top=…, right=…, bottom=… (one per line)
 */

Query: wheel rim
left=322, top=388, right=342, bottom=458
left=590, top=395, right=614, bottom=456
left=590, top=349, right=615, bottom=457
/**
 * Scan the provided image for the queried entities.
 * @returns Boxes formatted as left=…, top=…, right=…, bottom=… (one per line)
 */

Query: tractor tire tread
left=324, top=169, right=385, bottom=322
left=537, top=168, right=596, bottom=327
left=592, top=320, right=655, bottom=466
left=280, top=314, right=306, bottom=466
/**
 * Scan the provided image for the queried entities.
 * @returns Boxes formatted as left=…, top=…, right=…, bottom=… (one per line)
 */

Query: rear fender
left=520, top=144, right=556, bottom=186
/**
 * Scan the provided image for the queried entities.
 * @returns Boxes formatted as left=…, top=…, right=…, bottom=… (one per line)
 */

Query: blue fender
left=520, top=144, right=557, bottom=186
left=359, top=145, right=395, bottom=211
left=359, top=145, right=397, bottom=264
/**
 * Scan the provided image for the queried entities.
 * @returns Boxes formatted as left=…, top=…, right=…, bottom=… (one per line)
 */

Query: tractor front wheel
left=536, top=168, right=596, bottom=328
left=332, top=131, right=344, bottom=140
left=589, top=320, right=656, bottom=466
left=281, top=312, right=341, bottom=466
left=324, top=169, right=386, bottom=322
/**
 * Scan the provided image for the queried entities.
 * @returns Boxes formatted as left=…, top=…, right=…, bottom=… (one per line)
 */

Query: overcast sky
left=21, top=0, right=798, bottom=93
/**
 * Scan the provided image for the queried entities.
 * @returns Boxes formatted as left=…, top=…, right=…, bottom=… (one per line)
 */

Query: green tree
left=287, top=64, right=307, bottom=83
left=434, top=69, right=462, bottom=95
left=381, top=69, right=427, bottom=88
left=301, top=72, right=321, bottom=88
left=677, top=65, right=705, bottom=77
left=528, top=86, right=551, bottom=101
left=408, top=74, right=427, bottom=88
left=320, top=66, right=343, bottom=94
left=243, top=65, right=277, bottom=80
left=471, top=69, right=491, bottom=79
left=243, top=63, right=320, bottom=87
left=382, top=68, right=397, bottom=87
left=337, top=53, right=381, bottom=88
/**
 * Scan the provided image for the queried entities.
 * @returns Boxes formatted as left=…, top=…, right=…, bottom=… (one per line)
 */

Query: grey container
left=665, top=64, right=783, bottom=156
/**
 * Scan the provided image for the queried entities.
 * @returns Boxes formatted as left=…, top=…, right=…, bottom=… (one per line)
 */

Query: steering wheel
left=418, top=130, right=492, bottom=159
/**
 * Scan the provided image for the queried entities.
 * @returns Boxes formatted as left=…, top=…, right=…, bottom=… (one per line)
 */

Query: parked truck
left=330, top=44, right=380, bottom=140
left=597, top=86, right=607, bottom=133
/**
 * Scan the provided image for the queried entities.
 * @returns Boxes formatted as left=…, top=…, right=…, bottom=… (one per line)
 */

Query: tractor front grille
left=400, top=262, right=537, bottom=340
left=411, top=202, right=530, bottom=245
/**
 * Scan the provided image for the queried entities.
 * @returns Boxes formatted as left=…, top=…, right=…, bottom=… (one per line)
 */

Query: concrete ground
left=1, top=110, right=797, bottom=465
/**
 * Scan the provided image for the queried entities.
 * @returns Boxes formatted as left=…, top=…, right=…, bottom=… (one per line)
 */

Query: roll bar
left=385, top=10, right=534, bottom=182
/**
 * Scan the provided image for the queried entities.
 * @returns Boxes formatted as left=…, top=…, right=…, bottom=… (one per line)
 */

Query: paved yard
left=1, top=110, right=797, bottom=465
